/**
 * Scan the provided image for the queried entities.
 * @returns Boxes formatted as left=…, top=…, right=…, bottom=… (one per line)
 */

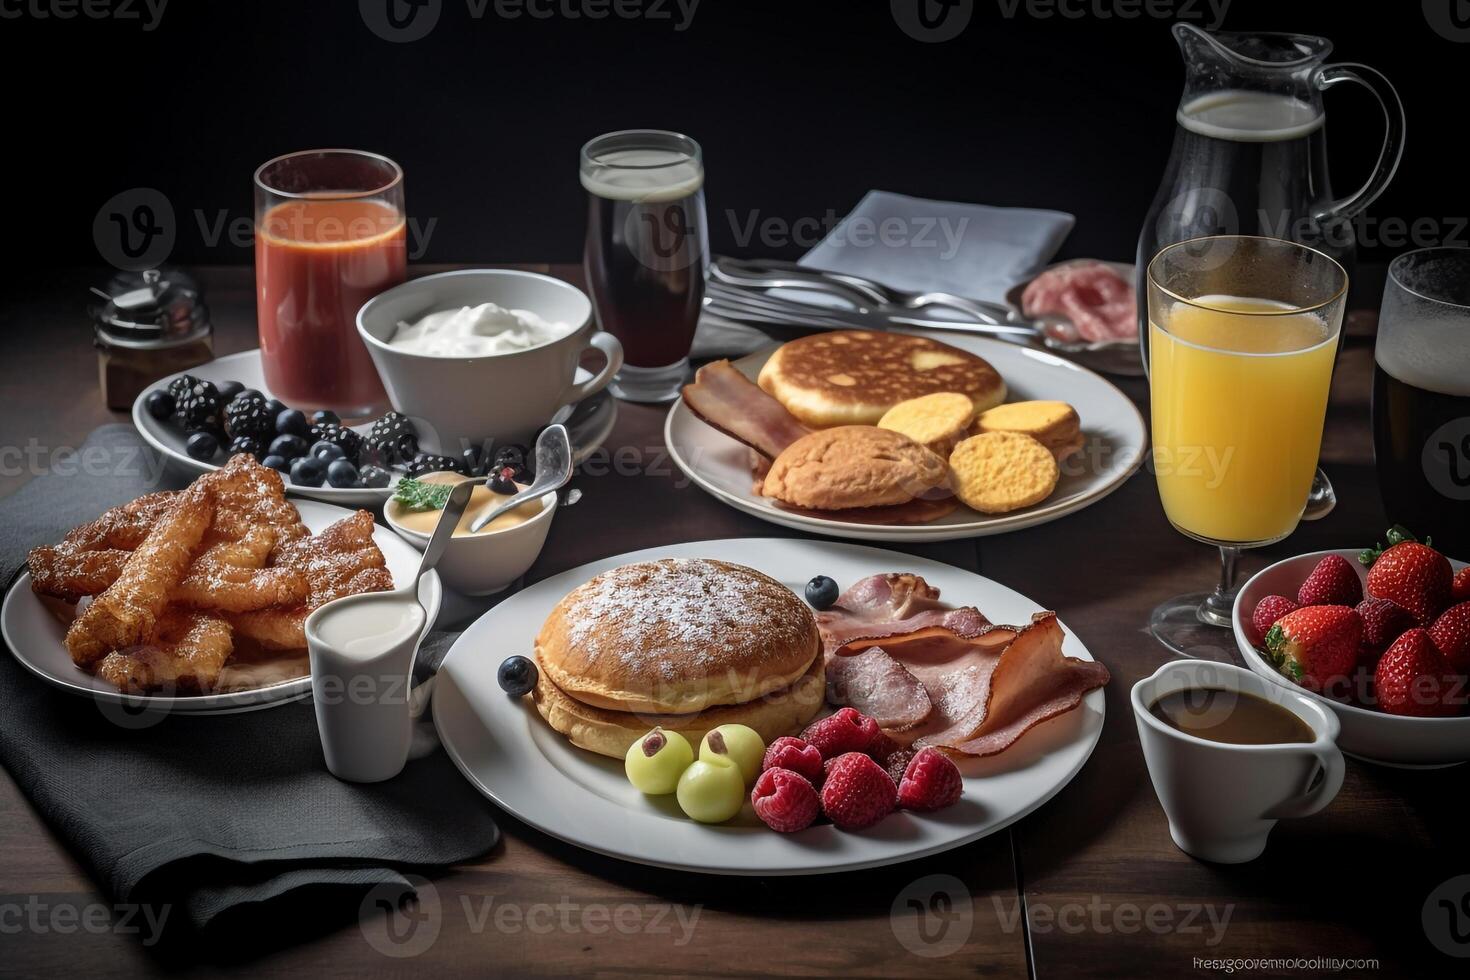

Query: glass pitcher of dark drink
left=581, top=130, right=708, bottom=403
left=1136, top=25, right=1405, bottom=366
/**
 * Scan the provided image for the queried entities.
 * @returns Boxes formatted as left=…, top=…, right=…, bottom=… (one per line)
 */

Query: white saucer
left=133, top=349, right=617, bottom=507
left=2, top=499, right=441, bottom=715
left=432, top=537, right=1105, bottom=875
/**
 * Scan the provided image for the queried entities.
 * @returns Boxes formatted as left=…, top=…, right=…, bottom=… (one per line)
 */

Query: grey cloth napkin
left=0, top=425, right=498, bottom=949
left=692, top=189, right=1074, bottom=358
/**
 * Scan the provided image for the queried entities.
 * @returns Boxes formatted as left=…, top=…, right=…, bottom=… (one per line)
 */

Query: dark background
left=1, top=0, right=1458, bottom=275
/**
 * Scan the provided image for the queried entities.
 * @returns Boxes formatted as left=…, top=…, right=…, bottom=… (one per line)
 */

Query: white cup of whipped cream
left=357, top=269, right=622, bottom=452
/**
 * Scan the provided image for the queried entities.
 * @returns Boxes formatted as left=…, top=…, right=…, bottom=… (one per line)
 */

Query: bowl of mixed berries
left=137, top=373, right=533, bottom=501
left=1233, top=526, right=1470, bottom=767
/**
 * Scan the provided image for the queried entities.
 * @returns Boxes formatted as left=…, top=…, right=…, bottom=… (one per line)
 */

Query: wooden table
left=0, top=265, right=1458, bottom=977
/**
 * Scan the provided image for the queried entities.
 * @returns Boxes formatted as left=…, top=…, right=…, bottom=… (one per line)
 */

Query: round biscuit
left=948, top=431, right=1060, bottom=514
left=877, top=392, right=975, bottom=454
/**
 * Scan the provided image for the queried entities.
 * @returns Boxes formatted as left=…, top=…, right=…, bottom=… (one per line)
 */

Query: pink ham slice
left=815, top=574, right=1110, bottom=757
left=826, top=646, right=933, bottom=730
left=1021, top=262, right=1137, bottom=343
left=816, top=573, right=995, bottom=654
left=681, top=359, right=810, bottom=460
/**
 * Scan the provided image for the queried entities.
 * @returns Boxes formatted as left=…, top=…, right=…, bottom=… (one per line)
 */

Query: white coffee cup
left=1132, top=659, right=1345, bottom=864
left=357, top=269, right=623, bottom=452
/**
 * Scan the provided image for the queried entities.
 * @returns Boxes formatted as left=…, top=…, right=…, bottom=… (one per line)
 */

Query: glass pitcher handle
left=1313, top=63, right=1406, bottom=224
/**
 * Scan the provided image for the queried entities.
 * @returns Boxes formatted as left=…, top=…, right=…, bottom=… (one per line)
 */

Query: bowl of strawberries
left=1233, top=527, right=1470, bottom=767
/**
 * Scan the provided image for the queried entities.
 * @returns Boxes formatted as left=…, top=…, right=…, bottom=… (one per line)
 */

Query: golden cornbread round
left=762, top=426, right=947, bottom=510
left=977, top=400, right=1080, bottom=446
left=532, top=651, right=826, bottom=759
left=757, top=330, right=1007, bottom=427
left=878, top=392, right=976, bottom=455
left=949, top=431, right=1060, bottom=514
left=534, top=559, right=820, bottom=715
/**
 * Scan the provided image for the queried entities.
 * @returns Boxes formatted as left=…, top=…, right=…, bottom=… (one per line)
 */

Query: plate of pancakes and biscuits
left=432, top=538, right=1108, bottom=875
left=667, top=329, right=1147, bottom=541
left=3, top=455, right=441, bottom=714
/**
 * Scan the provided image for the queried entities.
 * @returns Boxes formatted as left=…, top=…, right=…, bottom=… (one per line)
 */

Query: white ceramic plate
left=133, top=350, right=617, bottom=507
left=1234, top=548, right=1470, bottom=768
left=663, top=333, right=1147, bottom=542
left=432, top=537, right=1106, bottom=876
left=2, top=499, right=441, bottom=715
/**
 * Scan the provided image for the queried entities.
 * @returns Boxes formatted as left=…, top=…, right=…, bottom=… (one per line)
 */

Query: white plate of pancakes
left=2, top=498, right=442, bottom=715
left=664, top=330, right=1147, bottom=541
left=432, top=537, right=1105, bottom=876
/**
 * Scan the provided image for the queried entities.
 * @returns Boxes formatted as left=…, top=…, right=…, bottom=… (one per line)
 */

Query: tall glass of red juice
left=254, top=149, right=406, bottom=417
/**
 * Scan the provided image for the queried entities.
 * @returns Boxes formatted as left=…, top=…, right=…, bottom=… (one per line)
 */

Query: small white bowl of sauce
left=383, top=471, right=557, bottom=595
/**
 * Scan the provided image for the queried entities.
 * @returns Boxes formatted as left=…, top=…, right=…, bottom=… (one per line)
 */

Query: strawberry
left=1264, top=605, right=1362, bottom=690
left=1249, top=595, right=1298, bottom=646
left=1360, top=527, right=1452, bottom=625
left=1355, top=597, right=1416, bottom=666
left=1372, top=628, right=1460, bottom=717
left=1428, top=601, right=1470, bottom=674
left=1297, top=554, right=1362, bottom=607
left=1453, top=566, right=1470, bottom=604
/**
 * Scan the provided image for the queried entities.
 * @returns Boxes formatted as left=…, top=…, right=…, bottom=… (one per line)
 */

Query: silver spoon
left=405, top=479, right=474, bottom=595
left=468, top=424, right=574, bottom=533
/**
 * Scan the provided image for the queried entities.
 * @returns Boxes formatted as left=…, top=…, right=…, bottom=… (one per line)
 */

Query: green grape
left=675, top=756, right=745, bottom=823
left=699, top=724, right=765, bottom=785
left=624, top=727, right=694, bottom=795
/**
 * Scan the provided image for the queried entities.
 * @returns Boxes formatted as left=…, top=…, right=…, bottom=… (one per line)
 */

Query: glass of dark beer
left=1373, top=247, right=1470, bottom=557
left=581, top=130, right=707, bottom=402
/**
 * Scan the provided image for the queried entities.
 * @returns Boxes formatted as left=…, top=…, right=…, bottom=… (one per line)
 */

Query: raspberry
left=801, top=707, right=880, bottom=760
left=896, top=747, right=963, bottom=811
left=761, top=736, right=824, bottom=784
left=820, top=752, right=897, bottom=830
left=751, top=768, right=820, bottom=833
left=1250, top=595, right=1298, bottom=646
left=882, top=748, right=915, bottom=787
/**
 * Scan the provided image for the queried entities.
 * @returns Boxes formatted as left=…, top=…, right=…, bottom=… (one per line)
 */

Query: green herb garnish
left=392, top=477, right=453, bottom=511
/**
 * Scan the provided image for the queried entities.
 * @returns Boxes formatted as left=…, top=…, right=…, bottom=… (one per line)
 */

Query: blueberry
left=289, top=456, right=326, bottom=487
left=359, top=464, right=392, bottom=489
left=144, top=389, right=175, bottom=421
left=264, top=398, right=287, bottom=418
left=261, top=454, right=290, bottom=474
left=489, top=465, right=518, bottom=495
left=269, top=434, right=309, bottom=460
left=310, top=440, right=346, bottom=462
left=326, top=459, right=361, bottom=488
left=185, top=430, right=219, bottom=461
left=216, top=380, right=245, bottom=400
left=497, top=655, right=538, bottom=697
left=805, top=575, right=839, bottom=611
left=276, top=408, right=309, bottom=437
left=311, top=410, right=340, bottom=426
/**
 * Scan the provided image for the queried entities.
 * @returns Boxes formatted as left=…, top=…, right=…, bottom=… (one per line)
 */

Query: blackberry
left=224, top=391, right=274, bottom=441
left=359, top=465, right=392, bottom=489
left=227, top=435, right=266, bottom=460
left=177, top=379, right=225, bottom=432
left=167, top=374, right=198, bottom=404
left=364, top=412, right=418, bottom=466
left=406, top=452, right=465, bottom=477
left=308, top=422, right=362, bottom=462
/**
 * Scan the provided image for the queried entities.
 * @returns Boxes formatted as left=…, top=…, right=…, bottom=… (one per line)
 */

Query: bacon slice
left=1022, top=262, right=1137, bottom=342
left=681, top=359, right=810, bottom=460
left=826, top=646, right=933, bottom=730
left=816, top=574, right=994, bottom=654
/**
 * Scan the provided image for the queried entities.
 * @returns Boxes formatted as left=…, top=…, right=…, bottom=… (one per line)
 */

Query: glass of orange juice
left=1147, top=235, right=1347, bottom=655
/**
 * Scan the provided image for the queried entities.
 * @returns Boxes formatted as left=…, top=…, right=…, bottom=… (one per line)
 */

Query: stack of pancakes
left=532, top=558, right=826, bottom=758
